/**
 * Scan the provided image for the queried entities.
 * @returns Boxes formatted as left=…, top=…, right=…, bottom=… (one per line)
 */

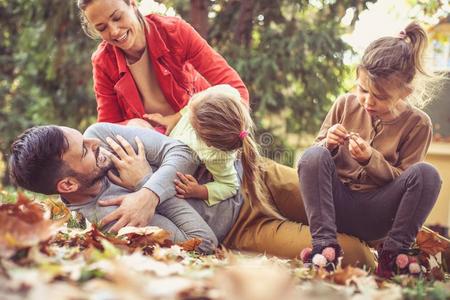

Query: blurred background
left=0, top=0, right=449, bottom=225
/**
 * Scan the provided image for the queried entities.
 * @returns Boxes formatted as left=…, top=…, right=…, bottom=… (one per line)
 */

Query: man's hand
left=348, top=135, right=372, bottom=164
left=98, top=188, right=159, bottom=233
left=143, top=113, right=181, bottom=135
left=325, top=124, right=348, bottom=151
left=105, top=135, right=152, bottom=190
left=174, top=172, right=208, bottom=200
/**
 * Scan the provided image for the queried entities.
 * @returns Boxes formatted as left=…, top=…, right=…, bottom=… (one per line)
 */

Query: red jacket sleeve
left=92, top=57, right=126, bottom=123
left=175, top=19, right=250, bottom=104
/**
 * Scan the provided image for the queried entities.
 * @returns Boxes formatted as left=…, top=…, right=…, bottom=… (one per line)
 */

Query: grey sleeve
left=84, top=123, right=199, bottom=202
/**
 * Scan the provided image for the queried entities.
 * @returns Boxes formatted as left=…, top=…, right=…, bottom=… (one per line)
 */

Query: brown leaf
left=117, top=226, right=173, bottom=249
left=0, top=192, right=44, bottom=223
left=178, top=238, right=202, bottom=251
left=39, top=197, right=71, bottom=221
left=416, top=229, right=450, bottom=256
left=327, top=266, right=367, bottom=286
left=0, top=193, right=67, bottom=257
left=430, top=267, right=445, bottom=281
left=128, top=233, right=173, bottom=249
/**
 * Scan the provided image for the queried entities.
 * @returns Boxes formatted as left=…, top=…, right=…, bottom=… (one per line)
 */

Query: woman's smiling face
left=84, top=0, right=146, bottom=54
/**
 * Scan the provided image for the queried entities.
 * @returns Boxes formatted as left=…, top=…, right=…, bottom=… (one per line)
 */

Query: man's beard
left=75, top=167, right=109, bottom=190
left=76, top=147, right=113, bottom=190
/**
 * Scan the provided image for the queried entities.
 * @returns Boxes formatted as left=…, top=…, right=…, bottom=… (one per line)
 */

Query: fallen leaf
left=429, top=266, right=445, bottom=281
left=178, top=238, right=202, bottom=251
left=0, top=194, right=68, bottom=257
left=416, top=229, right=450, bottom=256
left=327, top=266, right=367, bottom=286
left=117, top=226, right=173, bottom=249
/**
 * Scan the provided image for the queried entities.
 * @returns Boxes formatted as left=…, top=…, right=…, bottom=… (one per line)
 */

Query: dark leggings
left=298, top=146, right=442, bottom=251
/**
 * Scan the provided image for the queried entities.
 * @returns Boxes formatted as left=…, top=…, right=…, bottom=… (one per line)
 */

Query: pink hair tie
left=239, top=130, right=249, bottom=140
left=398, top=30, right=407, bottom=40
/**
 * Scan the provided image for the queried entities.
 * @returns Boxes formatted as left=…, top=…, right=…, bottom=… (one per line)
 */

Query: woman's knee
left=297, top=145, right=331, bottom=174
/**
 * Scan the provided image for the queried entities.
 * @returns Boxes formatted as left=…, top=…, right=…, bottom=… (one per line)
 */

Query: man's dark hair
left=9, top=126, right=71, bottom=195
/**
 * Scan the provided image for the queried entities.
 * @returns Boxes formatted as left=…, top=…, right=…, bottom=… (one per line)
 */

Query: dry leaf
left=0, top=193, right=67, bottom=257
left=416, top=229, right=450, bottom=256
left=117, top=226, right=164, bottom=236
left=118, top=226, right=173, bottom=249
left=429, top=266, right=445, bottom=281
left=328, top=266, right=367, bottom=285
left=178, top=238, right=202, bottom=251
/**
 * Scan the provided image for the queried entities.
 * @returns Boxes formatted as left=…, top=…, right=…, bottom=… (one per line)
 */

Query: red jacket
left=91, top=14, right=249, bottom=124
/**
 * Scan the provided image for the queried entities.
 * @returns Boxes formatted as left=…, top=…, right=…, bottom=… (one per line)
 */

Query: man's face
left=60, top=127, right=112, bottom=190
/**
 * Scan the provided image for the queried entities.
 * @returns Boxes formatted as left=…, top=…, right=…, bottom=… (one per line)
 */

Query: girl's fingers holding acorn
left=349, top=139, right=362, bottom=155
left=329, top=133, right=344, bottom=145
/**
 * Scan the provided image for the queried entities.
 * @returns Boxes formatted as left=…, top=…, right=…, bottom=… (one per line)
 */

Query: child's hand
left=325, top=124, right=348, bottom=151
left=174, top=172, right=208, bottom=200
left=348, top=134, right=372, bottom=164
left=143, top=113, right=181, bottom=135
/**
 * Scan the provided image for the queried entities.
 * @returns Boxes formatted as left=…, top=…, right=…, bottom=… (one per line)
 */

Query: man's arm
left=84, top=122, right=199, bottom=203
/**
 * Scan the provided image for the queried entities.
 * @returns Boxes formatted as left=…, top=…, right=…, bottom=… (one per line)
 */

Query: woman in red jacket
left=78, top=0, right=248, bottom=128
left=77, top=0, right=376, bottom=268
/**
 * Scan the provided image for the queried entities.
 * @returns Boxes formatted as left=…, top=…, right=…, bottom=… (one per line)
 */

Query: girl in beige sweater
left=298, top=22, right=442, bottom=278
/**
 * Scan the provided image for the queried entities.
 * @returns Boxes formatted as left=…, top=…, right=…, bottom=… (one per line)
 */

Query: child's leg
left=156, top=196, right=219, bottom=254
left=330, top=162, right=440, bottom=250
left=373, top=162, right=441, bottom=251
left=297, top=145, right=351, bottom=248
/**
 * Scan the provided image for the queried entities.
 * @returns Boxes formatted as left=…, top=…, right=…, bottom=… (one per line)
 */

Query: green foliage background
left=0, top=0, right=377, bottom=185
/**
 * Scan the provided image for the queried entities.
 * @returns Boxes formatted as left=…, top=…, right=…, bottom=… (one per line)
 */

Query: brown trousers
left=223, top=159, right=376, bottom=269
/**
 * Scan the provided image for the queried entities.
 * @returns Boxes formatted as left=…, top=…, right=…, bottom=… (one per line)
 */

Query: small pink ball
left=409, top=262, right=421, bottom=274
left=395, top=254, right=409, bottom=269
left=312, top=254, right=328, bottom=267
left=300, top=248, right=312, bottom=262
left=322, top=247, right=336, bottom=262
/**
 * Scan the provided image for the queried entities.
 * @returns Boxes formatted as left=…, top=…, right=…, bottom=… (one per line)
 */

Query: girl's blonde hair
left=77, top=0, right=147, bottom=39
left=358, top=21, right=442, bottom=108
left=190, top=85, right=283, bottom=219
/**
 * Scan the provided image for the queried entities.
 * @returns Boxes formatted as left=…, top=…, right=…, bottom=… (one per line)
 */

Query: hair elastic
left=239, top=130, right=249, bottom=140
left=398, top=30, right=407, bottom=40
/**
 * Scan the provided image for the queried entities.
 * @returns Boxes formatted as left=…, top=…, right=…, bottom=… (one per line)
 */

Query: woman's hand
left=143, top=112, right=181, bottom=135
left=105, top=135, right=152, bottom=190
left=325, top=124, right=348, bottom=151
left=348, top=134, right=373, bottom=164
left=126, top=118, right=153, bottom=129
left=174, top=172, right=208, bottom=200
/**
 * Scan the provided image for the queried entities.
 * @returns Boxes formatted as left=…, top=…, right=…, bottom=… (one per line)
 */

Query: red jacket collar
left=145, top=16, right=170, bottom=59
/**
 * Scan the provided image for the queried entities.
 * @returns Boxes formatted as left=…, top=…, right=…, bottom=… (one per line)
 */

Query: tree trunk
left=190, top=0, right=209, bottom=38
left=234, top=0, right=254, bottom=47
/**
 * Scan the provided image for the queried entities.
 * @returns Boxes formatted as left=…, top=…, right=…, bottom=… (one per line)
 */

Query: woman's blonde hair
left=357, top=21, right=443, bottom=108
left=190, top=85, right=284, bottom=219
left=77, top=0, right=147, bottom=39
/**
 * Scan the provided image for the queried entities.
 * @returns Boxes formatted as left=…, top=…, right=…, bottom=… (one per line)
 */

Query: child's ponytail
left=402, top=22, right=428, bottom=80
left=240, top=131, right=285, bottom=220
